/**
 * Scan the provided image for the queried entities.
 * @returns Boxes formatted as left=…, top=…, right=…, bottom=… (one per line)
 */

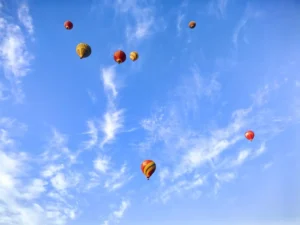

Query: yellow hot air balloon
left=76, top=43, right=91, bottom=59
left=130, top=51, right=138, bottom=61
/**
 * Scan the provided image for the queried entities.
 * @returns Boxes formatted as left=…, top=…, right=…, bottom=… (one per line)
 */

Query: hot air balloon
left=114, top=50, right=126, bottom=64
left=188, top=21, right=196, bottom=29
left=130, top=51, right=138, bottom=61
left=141, top=160, right=156, bottom=180
left=245, top=130, right=255, bottom=141
left=64, top=20, right=73, bottom=30
left=76, top=43, right=91, bottom=59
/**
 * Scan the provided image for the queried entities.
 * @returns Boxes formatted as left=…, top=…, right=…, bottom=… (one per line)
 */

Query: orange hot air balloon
left=141, top=160, right=156, bottom=180
left=64, top=20, right=73, bottom=30
left=245, top=130, right=255, bottom=141
left=188, top=21, right=196, bottom=29
left=114, top=50, right=126, bottom=64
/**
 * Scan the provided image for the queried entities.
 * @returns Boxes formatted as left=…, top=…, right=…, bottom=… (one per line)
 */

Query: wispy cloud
left=232, top=3, right=262, bottom=47
left=137, top=70, right=221, bottom=152
left=176, top=12, right=185, bottom=35
left=17, top=4, right=34, bottom=36
left=207, top=0, right=230, bottom=19
left=230, top=149, right=250, bottom=166
left=176, top=0, right=188, bottom=35
left=101, top=200, right=130, bottom=225
left=138, top=72, right=298, bottom=202
left=214, top=172, right=236, bottom=194
left=104, top=163, right=133, bottom=191
left=263, top=161, right=273, bottom=170
left=94, top=154, right=110, bottom=173
left=88, top=155, right=133, bottom=191
left=0, top=120, right=80, bottom=225
left=0, top=3, right=34, bottom=102
left=87, top=90, right=97, bottom=103
left=112, top=0, right=157, bottom=43
left=100, top=66, right=124, bottom=148
left=83, top=120, right=98, bottom=149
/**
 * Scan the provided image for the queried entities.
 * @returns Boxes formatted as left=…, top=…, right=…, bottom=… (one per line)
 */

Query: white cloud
left=87, top=156, right=132, bottom=191
left=22, top=179, right=47, bottom=200
left=41, top=164, right=65, bottom=178
left=101, top=109, right=124, bottom=147
left=231, top=149, right=250, bottom=166
left=101, top=200, right=130, bottom=225
left=0, top=143, right=78, bottom=225
left=176, top=12, right=185, bottom=35
left=138, top=72, right=297, bottom=202
left=17, top=4, right=34, bottom=35
left=42, top=128, right=79, bottom=165
left=112, top=200, right=130, bottom=218
left=0, top=82, right=9, bottom=100
left=253, top=142, right=266, bottom=157
left=252, top=85, right=270, bottom=106
left=0, top=3, right=34, bottom=102
left=208, top=0, right=230, bottom=18
left=87, top=90, right=97, bottom=103
left=232, top=3, right=262, bottom=47
left=111, top=0, right=157, bottom=43
left=104, top=163, right=133, bottom=191
left=102, top=67, right=118, bottom=98
left=158, top=174, right=205, bottom=203
left=159, top=167, right=170, bottom=186
left=83, top=120, right=98, bottom=149
left=51, top=173, right=69, bottom=191
left=232, top=17, right=248, bottom=47
left=100, top=67, right=124, bottom=148
left=94, top=155, right=110, bottom=173
left=214, top=172, right=236, bottom=195
left=263, top=161, right=273, bottom=170
left=215, top=172, right=236, bottom=182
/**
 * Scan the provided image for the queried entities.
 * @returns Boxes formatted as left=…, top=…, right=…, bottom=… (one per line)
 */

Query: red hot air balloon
left=141, top=160, right=156, bottom=180
left=64, top=20, right=73, bottom=30
left=114, top=50, right=126, bottom=64
left=245, top=130, right=255, bottom=141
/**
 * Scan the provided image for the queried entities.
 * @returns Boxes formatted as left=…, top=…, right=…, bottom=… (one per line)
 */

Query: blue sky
left=0, top=0, right=299, bottom=224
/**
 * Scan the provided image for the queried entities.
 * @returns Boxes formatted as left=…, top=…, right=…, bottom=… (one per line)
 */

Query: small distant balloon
left=114, top=50, right=126, bottom=64
left=64, top=20, right=73, bottom=30
left=130, top=51, right=138, bottom=61
left=76, top=43, right=91, bottom=59
left=188, top=21, right=196, bottom=29
left=245, top=130, right=255, bottom=141
left=141, top=160, right=156, bottom=180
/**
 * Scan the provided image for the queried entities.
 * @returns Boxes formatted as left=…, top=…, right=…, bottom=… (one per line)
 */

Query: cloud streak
left=101, top=200, right=130, bottom=225
left=111, top=0, right=157, bottom=43
left=0, top=122, right=80, bottom=225
left=100, top=66, right=124, bottom=148
left=208, top=0, right=230, bottom=18
left=0, top=3, right=34, bottom=102
left=138, top=71, right=298, bottom=202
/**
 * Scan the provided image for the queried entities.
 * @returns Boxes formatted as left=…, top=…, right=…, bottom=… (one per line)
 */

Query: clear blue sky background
left=0, top=0, right=299, bottom=225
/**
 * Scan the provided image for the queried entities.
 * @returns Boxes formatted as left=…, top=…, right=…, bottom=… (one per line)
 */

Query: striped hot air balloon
left=141, top=160, right=156, bottom=180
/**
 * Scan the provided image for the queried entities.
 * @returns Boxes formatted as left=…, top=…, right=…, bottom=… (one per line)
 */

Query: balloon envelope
left=188, top=21, right=196, bottom=29
left=245, top=130, right=255, bottom=141
left=114, top=50, right=126, bottom=64
left=76, top=43, right=91, bottom=59
left=141, top=160, right=156, bottom=180
left=130, top=51, right=138, bottom=61
left=64, top=20, right=73, bottom=30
